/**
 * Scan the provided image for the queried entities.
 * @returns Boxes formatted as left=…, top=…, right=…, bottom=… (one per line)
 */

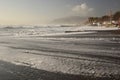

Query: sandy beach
left=0, top=26, right=120, bottom=80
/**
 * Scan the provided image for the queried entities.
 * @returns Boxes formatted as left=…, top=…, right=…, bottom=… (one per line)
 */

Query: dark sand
left=0, top=60, right=119, bottom=80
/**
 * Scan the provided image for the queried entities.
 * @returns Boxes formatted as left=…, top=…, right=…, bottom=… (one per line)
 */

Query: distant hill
left=51, top=16, right=87, bottom=24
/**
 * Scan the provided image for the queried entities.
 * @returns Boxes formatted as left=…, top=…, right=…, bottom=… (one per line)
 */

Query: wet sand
left=0, top=60, right=119, bottom=80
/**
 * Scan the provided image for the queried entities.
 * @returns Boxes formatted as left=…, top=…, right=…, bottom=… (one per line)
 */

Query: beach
left=0, top=26, right=120, bottom=80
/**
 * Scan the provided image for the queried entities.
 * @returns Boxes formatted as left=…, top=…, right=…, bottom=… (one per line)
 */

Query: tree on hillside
left=88, top=17, right=101, bottom=23
left=113, top=11, right=120, bottom=21
left=88, top=17, right=94, bottom=23
left=101, top=15, right=110, bottom=22
left=87, top=11, right=120, bottom=26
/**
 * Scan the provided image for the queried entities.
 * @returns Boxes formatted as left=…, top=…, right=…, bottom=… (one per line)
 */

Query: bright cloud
left=72, top=3, right=94, bottom=16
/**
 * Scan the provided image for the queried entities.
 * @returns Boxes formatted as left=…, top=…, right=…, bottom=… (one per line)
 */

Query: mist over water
left=0, top=25, right=75, bottom=36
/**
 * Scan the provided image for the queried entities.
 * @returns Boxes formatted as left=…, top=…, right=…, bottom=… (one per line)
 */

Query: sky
left=0, top=0, right=120, bottom=25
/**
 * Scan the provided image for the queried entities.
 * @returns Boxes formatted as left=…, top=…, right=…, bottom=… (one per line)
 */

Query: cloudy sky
left=0, top=0, right=120, bottom=25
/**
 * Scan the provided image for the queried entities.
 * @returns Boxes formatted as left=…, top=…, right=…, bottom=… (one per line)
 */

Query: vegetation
left=87, top=11, right=120, bottom=27
left=113, top=11, right=120, bottom=21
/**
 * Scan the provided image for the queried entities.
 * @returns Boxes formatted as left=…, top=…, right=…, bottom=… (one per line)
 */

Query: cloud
left=72, top=3, right=94, bottom=16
